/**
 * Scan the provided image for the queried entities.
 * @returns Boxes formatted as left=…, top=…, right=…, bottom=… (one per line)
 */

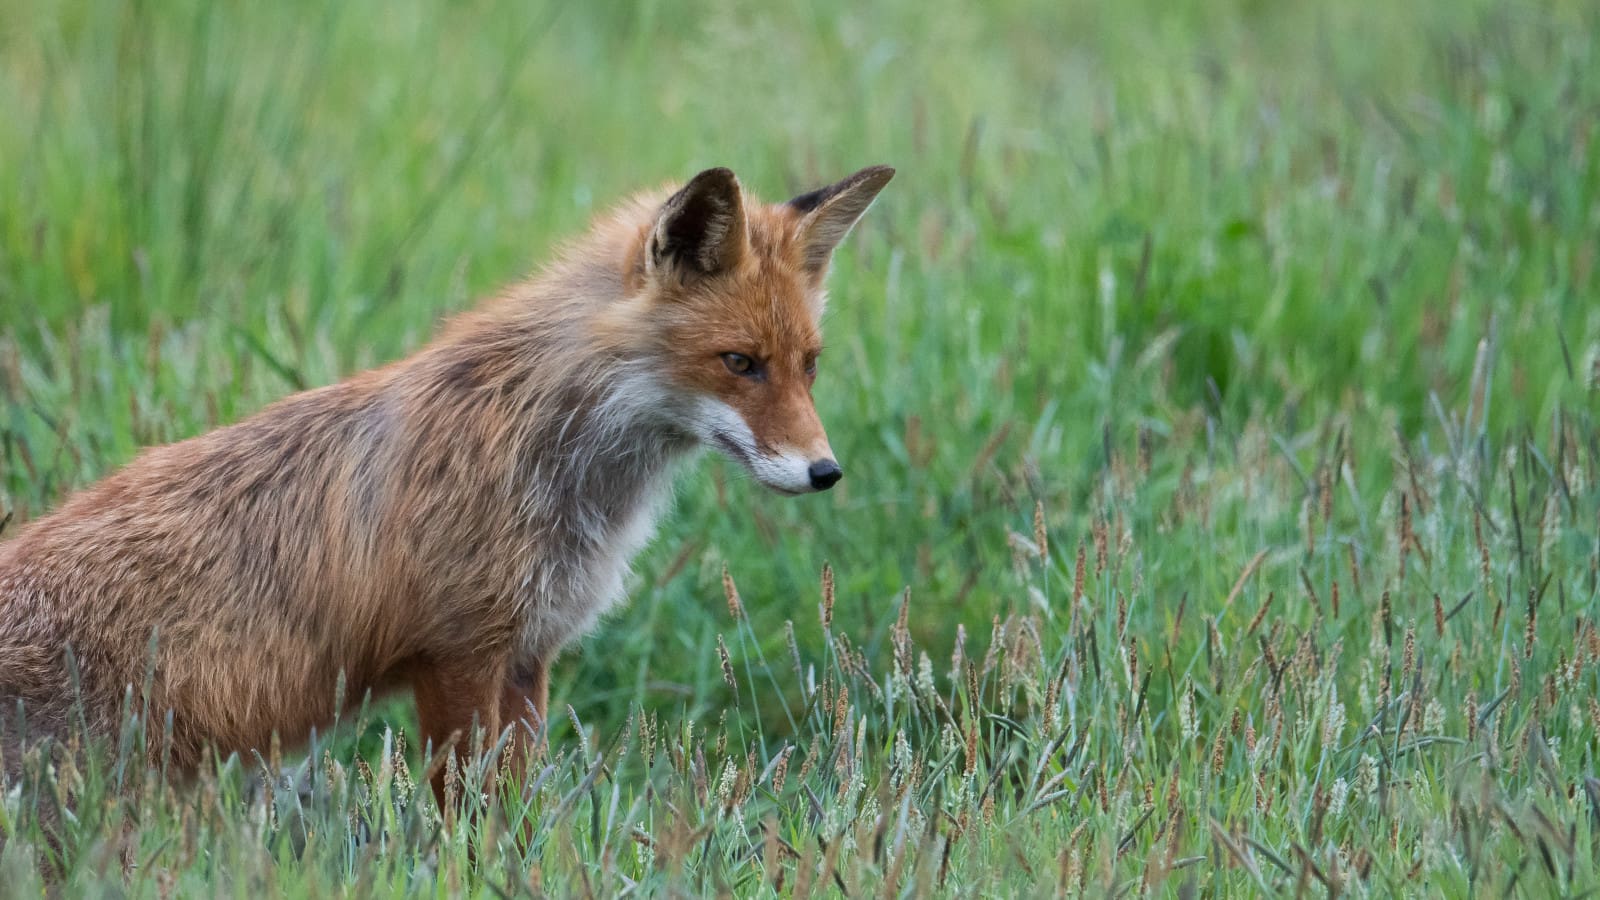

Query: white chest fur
left=512, top=464, right=677, bottom=664
left=507, top=366, right=698, bottom=664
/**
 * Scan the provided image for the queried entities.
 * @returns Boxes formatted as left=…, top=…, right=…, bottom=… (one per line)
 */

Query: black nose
left=808, top=459, right=843, bottom=491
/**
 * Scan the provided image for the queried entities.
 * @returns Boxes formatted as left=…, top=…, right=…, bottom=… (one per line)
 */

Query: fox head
left=612, top=165, right=894, bottom=494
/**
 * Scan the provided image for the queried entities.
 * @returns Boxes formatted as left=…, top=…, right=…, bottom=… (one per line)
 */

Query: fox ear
left=647, top=167, right=749, bottom=279
left=788, top=165, right=895, bottom=275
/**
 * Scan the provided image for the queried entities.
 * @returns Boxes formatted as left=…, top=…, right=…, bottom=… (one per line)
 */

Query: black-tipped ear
left=788, top=165, right=895, bottom=274
left=647, top=167, right=749, bottom=279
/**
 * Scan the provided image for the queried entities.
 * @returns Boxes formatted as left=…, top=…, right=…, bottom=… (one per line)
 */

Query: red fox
left=0, top=165, right=894, bottom=800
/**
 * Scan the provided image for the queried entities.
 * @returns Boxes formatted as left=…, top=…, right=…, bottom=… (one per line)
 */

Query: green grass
left=3, top=0, right=1600, bottom=893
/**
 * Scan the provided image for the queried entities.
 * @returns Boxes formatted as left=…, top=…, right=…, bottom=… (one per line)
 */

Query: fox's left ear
left=788, top=165, right=895, bottom=276
left=648, top=167, right=750, bottom=280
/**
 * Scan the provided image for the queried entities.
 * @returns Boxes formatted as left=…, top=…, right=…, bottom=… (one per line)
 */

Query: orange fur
left=0, top=165, right=892, bottom=800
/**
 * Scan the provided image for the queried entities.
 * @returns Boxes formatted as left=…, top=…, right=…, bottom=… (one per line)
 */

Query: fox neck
left=396, top=290, right=696, bottom=660
left=506, top=357, right=696, bottom=528
left=503, top=358, right=696, bottom=661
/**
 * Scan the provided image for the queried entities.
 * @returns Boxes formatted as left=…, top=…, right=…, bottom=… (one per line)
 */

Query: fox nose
left=808, top=459, right=843, bottom=491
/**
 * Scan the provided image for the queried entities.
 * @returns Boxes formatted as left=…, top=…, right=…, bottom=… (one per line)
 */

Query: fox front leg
left=498, top=659, right=549, bottom=782
left=493, top=658, right=549, bottom=849
left=412, top=662, right=505, bottom=809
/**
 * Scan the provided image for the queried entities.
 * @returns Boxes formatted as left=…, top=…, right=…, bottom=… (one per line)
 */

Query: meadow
left=2, top=0, right=1600, bottom=894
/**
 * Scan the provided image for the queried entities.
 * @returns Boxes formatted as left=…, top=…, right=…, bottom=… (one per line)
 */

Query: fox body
left=0, top=165, right=893, bottom=792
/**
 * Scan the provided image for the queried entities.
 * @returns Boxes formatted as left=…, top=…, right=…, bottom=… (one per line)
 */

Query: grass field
left=3, top=0, right=1600, bottom=894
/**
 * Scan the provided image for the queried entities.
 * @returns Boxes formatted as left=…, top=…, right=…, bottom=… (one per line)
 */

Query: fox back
left=0, top=165, right=894, bottom=786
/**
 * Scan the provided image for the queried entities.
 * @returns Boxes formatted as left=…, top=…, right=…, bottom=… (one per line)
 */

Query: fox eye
left=804, top=359, right=818, bottom=380
left=721, top=352, right=758, bottom=376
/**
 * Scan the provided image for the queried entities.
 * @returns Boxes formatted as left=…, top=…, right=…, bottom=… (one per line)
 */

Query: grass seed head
left=1074, top=541, right=1087, bottom=603
left=722, top=564, right=743, bottom=621
left=1033, top=500, right=1049, bottom=561
left=771, top=746, right=792, bottom=793
left=1323, top=699, right=1345, bottom=749
left=1523, top=592, right=1537, bottom=658
left=717, top=634, right=737, bottom=691
left=820, top=563, right=836, bottom=631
